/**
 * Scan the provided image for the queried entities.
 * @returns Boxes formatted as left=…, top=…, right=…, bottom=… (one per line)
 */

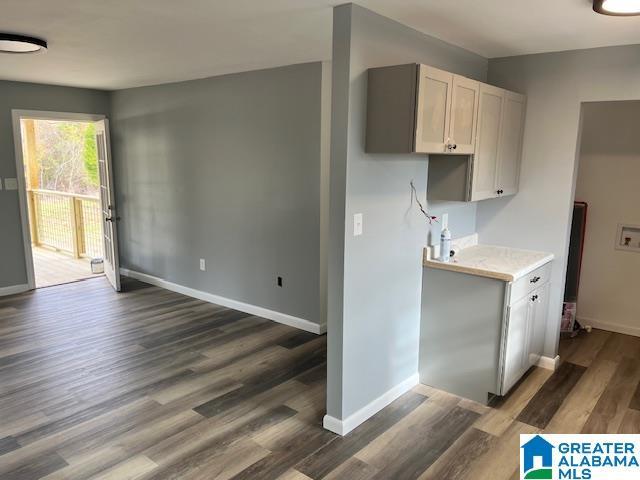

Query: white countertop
left=423, top=244, right=554, bottom=282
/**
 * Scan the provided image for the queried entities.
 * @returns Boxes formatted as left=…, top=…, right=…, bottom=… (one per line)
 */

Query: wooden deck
left=0, top=277, right=639, bottom=479
left=33, top=246, right=103, bottom=288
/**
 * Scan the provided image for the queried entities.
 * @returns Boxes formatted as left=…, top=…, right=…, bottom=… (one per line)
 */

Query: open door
left=95, top=119, right=121, bottom=291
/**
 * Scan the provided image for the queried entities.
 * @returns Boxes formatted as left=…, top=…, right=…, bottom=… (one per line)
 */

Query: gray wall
left=0, top=81, right=109, bottom=288
left=110, top=62, right=323, bottom=325
left=327, top=3, right=487, bottom=420
left=478, top=44, right=640, bottom=357
left=427, top=201, right=477, bottom=246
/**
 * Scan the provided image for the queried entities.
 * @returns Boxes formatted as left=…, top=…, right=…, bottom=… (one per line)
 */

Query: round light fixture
left=0, top=33, right=47, bottom=54
left=594, top=0, right=640, bottom=15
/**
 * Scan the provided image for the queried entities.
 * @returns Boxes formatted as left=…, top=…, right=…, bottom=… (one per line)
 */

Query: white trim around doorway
left=11, top=109, right=107, bottom=291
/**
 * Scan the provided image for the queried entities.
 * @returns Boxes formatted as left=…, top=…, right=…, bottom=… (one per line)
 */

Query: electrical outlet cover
left=4, top=178, right=18, bottom=190
left=353, top=213, right=363, bottom=236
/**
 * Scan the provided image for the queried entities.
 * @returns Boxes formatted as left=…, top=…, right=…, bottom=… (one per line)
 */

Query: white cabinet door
left=414, top=65, right=453, bottom=154
left=470, top=84, right=504, bottom=201
left=496, top=91, right=526, bottom=196
left=448, top=75, right=479, bottom=155
left=501, top=294, right=533, bottom=394
left=529, top=283, right=549, bottom=367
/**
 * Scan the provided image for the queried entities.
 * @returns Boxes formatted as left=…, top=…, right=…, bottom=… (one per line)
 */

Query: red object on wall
left=564, top=201, right=588, bottom=302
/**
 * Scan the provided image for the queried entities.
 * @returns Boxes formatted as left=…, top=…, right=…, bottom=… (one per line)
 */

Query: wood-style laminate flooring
left=1, top=276, right=639, bottom=479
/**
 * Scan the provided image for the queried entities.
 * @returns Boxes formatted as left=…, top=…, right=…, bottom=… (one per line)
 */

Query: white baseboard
left=119, top=268, right=325, bottom=335
left=577, top=316, right=640, bottom=338
left=0, top=284, right=30, bottom=297
left=536, top=355, right=560, bottom=371
left=323, top=373, right=419, bottom=436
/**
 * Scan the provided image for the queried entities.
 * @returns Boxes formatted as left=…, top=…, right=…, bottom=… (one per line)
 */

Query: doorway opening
left=20, top=118, right=103, bottom=287
left=13, top=111, right=121, bottom=291
left=563, top=100, right=640, bottom=339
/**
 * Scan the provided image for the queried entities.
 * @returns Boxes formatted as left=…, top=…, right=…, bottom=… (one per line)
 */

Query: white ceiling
left=2, top=0, right=640, bottom=90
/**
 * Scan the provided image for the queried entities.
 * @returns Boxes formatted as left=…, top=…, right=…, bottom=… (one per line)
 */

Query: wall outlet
left=4, top=178, right=18, bottom=191
left=277, top=276, right=283, bottom=287
left=353, top=213, right=363, bottom=236
left=199, top=258, right=206, bottom=271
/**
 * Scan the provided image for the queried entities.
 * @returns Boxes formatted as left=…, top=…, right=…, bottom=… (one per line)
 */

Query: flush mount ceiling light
left=0, top=33, right=47, bottom=54
left=593, top=0, right=640, bottom=15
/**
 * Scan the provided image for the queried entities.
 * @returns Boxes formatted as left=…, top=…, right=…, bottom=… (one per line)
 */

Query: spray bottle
left=440, top=213, right=451, bottom=263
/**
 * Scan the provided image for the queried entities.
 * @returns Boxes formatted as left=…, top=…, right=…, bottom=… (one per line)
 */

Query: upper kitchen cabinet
left=428, top=84, right=527, bottom=202
left=365, top=64, right=479, bottom=154
left=470, top=88, right=526, bottom=201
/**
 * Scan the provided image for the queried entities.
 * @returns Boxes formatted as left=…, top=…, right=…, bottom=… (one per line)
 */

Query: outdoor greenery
left=35, top=120, right=99, bottom=195
left=83, top=123, right=99, bottom=187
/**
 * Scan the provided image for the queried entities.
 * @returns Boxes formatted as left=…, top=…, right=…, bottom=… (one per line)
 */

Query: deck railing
left=28, top=189, right=103, bottom=259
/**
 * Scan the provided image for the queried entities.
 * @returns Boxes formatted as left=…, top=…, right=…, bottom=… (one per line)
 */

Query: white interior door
left=95, top=119, right=121, bottom=291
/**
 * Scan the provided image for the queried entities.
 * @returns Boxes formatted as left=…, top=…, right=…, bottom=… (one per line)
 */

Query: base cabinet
left=420, top=260, right=552, bottom=404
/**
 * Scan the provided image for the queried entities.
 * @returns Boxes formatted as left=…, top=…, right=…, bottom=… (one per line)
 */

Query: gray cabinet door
left=449, top=75, right=479, bottom=154
left=471, top=84, right=504, bottom=201
left=415, top=65, right=453, bottom=153
left=529, top=283, right=549, bottom=366
left=496, top=91, right=526, bottom=196
left=501, top=294, right=532, bottom=394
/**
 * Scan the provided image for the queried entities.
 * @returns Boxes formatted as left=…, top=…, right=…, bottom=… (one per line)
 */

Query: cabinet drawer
left=509, top=262, right=551, bottom=304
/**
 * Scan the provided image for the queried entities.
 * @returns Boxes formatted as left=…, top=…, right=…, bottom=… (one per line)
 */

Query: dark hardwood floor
left=1, top=276, right=639, bottom=479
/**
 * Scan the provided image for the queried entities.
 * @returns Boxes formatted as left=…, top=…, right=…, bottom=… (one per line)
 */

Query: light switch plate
left=199, top=258, right=206, bottom=271
left=4, top=178, right=18, bottom=190
left=353, top=213, right=363, bottom=236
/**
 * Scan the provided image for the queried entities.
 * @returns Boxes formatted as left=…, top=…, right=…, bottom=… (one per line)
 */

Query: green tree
left=34, top=120, right=99, bottom=195
left=83, top=123, right=98, bottom=187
